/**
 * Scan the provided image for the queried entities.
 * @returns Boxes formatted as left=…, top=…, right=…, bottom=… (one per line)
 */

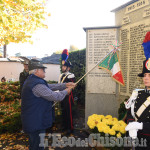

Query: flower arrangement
left=87, top=114, right=127, bottom=150
left=87, top=114, right=127, bottom=138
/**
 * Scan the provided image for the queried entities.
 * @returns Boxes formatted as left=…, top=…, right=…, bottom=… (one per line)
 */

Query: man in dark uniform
left=59, top=60, right=75, bottom=134
left=125, top=60, right=150, bottom=149
left=19, top=60, right=29, bottom=95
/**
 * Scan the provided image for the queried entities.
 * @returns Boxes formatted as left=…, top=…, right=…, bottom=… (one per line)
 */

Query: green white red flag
left=98, top=52, right=125, bottom=86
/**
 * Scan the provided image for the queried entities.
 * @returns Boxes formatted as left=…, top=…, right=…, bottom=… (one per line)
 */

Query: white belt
left=136, top=99, right=150, bottom=118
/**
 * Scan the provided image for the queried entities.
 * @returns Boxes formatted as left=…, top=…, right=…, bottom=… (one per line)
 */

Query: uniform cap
left=28, top=59, right=47, bottom=71
left=138, top=60, right=150, bottom=77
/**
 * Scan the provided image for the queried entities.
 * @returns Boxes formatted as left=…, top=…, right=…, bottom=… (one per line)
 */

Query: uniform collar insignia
left=145, top=88, right=150, bottom=94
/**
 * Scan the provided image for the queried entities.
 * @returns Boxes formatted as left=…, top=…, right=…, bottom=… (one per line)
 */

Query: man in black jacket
left=19, top=60, right=29, bottom=95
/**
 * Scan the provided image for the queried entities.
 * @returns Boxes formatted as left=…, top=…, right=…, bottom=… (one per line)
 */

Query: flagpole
left=52, top=47, right=120, bottom=108
left=75, top=48, right=117, bottom=85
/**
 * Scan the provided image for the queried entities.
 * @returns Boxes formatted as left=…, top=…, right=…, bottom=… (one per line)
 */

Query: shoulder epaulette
left=125, top=89, right=144, bottom=109
left=67, top=74, right=75, bottom=79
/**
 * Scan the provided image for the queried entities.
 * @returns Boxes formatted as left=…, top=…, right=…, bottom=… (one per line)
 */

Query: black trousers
left=61, top=95, right=74, bottom=130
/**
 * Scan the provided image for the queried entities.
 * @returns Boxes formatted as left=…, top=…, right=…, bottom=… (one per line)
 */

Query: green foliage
left=0, top=81, right=21, bottom=133
left=2, top=113, right=22, bottom=133
left=0, top=89, right=7, bottom=94
left=60, top=48, right=86, bottom=105
left=0, top=80, right=59, bottom=134
left=0, top=81, right=20, bottom=102
left=0, top=111, right=5, bottom=116
left=118, top=99, right=128, bottom=121
left=12, top=100, right=21, bottom=111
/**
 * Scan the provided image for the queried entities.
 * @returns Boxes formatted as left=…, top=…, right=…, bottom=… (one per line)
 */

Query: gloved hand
left=125, top=122, right=143, bottom=131
left=66, top=82, right=76, bottom=89
left=129, top=129, right=138, bottom=139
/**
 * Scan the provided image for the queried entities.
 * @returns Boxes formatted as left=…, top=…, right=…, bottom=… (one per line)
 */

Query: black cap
left=138, top=60, right=150, bottom=77
left=28, top=59, right=47, bottom=71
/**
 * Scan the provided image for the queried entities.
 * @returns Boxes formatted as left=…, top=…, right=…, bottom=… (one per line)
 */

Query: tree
left=0, top=47, right=3, bottom=57
left=69, top=45, right=78, bottom=52
left=55, top=50, right=63, bottom=54
left=0, top=0, right=49, bottom=57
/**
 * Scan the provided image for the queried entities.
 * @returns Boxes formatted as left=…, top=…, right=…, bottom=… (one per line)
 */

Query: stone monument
left=84, top=0, right=150, bottom=127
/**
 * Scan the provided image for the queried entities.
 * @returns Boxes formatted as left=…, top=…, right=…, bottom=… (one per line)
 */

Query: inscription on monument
left=87, top=29, right=117, bottom=94
left=120, top=19, right=150, bottom=95
left=143, top=7, right=150, bottom=17
left=122, top=16, right=130, bottom=25
left=125, top=0, right=149, bottom=14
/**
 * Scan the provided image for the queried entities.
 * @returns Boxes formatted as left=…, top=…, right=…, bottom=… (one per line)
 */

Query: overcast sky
left=7, top=0, right=131, bottom=58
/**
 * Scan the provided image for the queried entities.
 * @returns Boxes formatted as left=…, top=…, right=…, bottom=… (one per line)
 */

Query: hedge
left=0, top=81, right=21, bottom=133
left=0, top=80, right=59, bottom=134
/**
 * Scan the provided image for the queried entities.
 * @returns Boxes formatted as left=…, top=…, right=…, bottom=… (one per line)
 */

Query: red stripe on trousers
left=69, top=94, right=73, bottom=130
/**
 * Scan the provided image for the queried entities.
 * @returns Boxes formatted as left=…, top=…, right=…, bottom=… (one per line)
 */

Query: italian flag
left=98, top=52, right=125, bottom=85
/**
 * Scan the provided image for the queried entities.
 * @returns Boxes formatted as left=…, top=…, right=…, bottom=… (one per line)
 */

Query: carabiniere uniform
left=59, top=71, right=75, bottom=131
left=125, top=59, right=150, bottom=149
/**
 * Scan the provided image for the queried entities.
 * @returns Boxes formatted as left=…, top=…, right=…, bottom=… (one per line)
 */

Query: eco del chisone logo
left=38, top=133, right=147, bottom=148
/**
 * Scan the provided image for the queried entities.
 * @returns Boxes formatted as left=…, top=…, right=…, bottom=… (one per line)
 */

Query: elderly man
left=21, top=59, right=76, bottom=150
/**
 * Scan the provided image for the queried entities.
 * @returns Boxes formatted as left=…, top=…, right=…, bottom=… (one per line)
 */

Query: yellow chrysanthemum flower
left=118, top=120, right=127, bottom=127
left=103, top=126, right=110, bottom=134
left=112, top=117, right=118, bottom=122
left=107, top=119, right=113, bottom=125
left=117, top=132, right=121, bottom=138
left=97, top=122, right=107, bottom=132
left=105, top=115, right=112, bottom=119
left=102, top=118, right=110, bottom=125
left=87, top=114, right=126, bottom=138
left=98, top=115, right=105, bottom=121
left=87, top=117, right=96, bottom=129
left=87, top=114, right=102, bottom=129
left=112, top=124, right=120, bottom=131
left=91, top=114, right=99, bottom=118
left=112, top=120, right=119, bottom=126
left=120, top=126, right=126, bottom=134
left=109, top=129, right=116, bottom=135
left=87, top=120, right=95, bottom=129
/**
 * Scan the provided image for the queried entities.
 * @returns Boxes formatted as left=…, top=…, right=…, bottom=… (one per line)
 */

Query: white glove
left=125, top=122, right=143, bottom=131
left=125, top=90, right=138, bottom=109
left=129, top=129, right=138, bottom=139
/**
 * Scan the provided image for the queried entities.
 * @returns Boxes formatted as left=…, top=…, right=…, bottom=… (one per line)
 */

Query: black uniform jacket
left=19, top=70, right=29, bottom=94
left=126, top=89, right=150, bottom=136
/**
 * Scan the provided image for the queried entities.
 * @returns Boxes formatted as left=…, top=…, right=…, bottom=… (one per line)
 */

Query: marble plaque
left=86, top=29, right=117, bottom=94
left=120, top=19, right=150, bottom=95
